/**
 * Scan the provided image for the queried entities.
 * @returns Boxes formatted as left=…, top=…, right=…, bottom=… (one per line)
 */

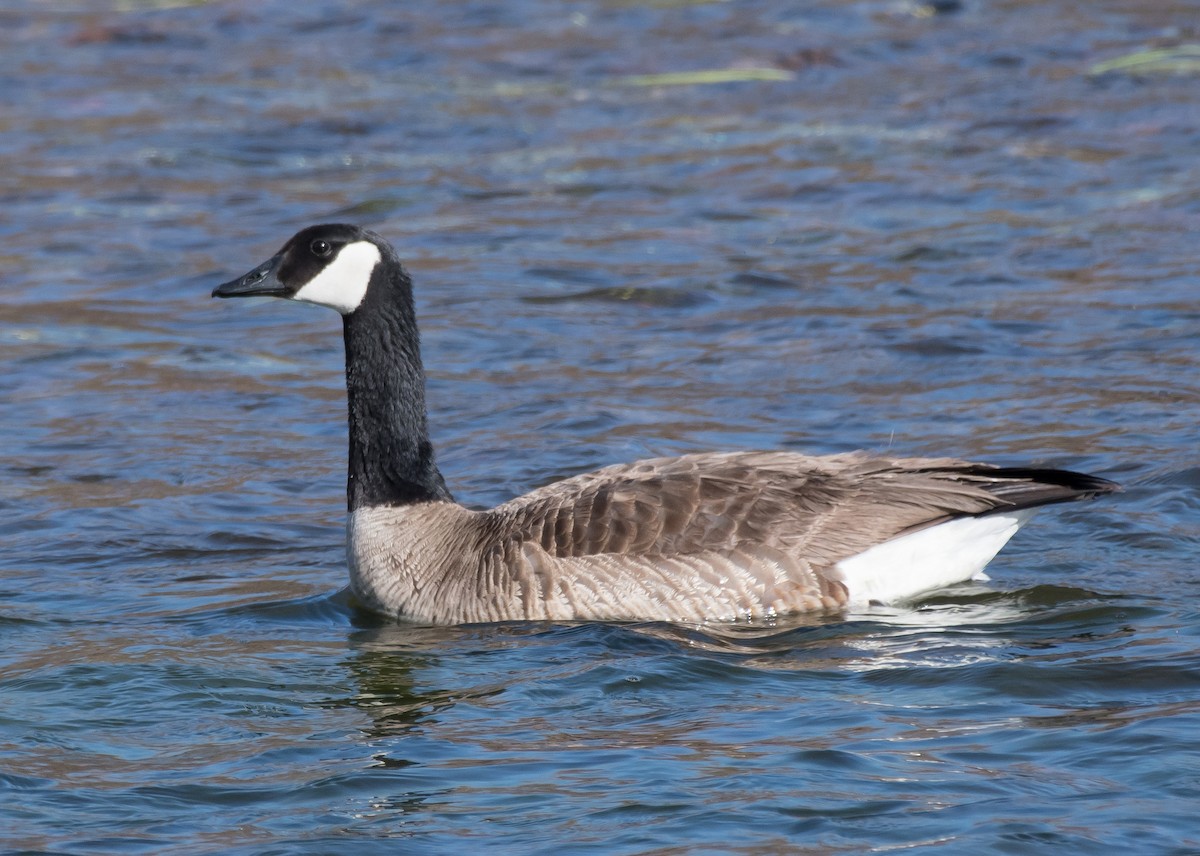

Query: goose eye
left=310, top=239, right=332, bottom=257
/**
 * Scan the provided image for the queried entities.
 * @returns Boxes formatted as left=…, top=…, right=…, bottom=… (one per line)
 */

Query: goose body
left=213, top=224, right=1117, bottom=624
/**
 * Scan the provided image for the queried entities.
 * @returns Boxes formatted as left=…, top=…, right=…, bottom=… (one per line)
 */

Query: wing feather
left=453, top=451, right=1117, bottom=620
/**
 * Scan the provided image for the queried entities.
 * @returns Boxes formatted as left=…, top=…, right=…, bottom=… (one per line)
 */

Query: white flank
left=292, top=241, right=381, bottom=314
left=835, top=509, right=1037, bottom=606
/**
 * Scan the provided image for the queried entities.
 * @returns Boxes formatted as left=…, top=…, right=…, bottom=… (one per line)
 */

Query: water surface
left=2, top=1, right=1199, bottom=853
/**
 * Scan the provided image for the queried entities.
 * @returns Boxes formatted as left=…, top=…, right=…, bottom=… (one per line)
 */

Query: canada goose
left=212, top=224, right=1118, bottom=624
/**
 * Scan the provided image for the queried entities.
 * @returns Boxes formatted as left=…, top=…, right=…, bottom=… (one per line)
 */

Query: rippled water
left=3, top=1, right=1199, bottom=852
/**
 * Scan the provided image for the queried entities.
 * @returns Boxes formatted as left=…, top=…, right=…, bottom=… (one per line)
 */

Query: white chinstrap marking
left=292, top=241, right=381, bottom=314
left=836, top=509, right=1036, bottom=606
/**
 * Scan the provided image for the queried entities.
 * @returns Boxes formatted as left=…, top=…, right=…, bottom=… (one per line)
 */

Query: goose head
left=212, top=223, right=388, bottom=315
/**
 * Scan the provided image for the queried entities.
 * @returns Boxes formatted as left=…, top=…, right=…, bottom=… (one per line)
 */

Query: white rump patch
left=292, top=241, right=381, bottom=314
left=835, top=510, right=1037, bottom=607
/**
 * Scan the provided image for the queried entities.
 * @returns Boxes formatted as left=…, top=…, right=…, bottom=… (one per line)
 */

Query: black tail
left=962, top=465, right=1120, bottom=512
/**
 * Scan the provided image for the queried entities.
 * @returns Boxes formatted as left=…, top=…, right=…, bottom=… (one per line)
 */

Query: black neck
left=341, top=262, right=453, bottom=511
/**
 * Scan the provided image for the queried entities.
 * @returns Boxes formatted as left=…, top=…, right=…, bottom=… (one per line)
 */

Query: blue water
left=3, top=1, right=1199, bottom=852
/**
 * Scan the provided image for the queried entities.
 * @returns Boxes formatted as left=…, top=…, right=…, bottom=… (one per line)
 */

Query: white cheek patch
left=292, top=241, right=381, bottom=314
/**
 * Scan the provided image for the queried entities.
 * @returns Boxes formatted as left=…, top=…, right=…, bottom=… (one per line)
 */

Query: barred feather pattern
left=346, top=451, right=1111, bottom=624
